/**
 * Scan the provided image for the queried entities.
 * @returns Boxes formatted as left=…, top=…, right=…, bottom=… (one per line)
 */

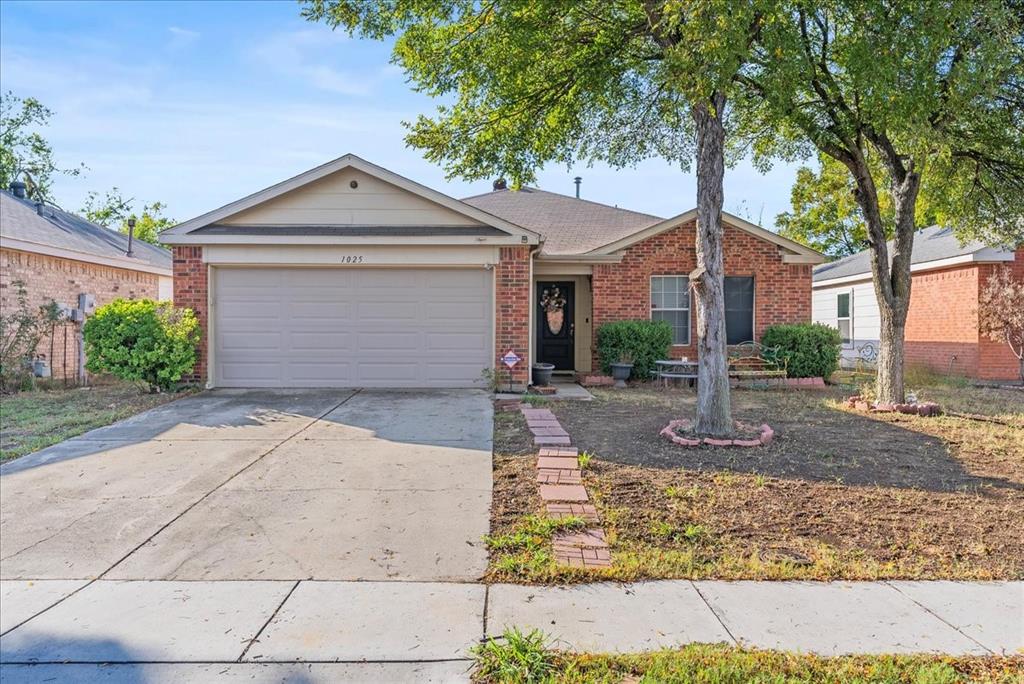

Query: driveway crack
left=95, top=390, right=361, bottom=580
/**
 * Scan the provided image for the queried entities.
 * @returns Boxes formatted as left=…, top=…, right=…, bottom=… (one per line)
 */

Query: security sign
left=501, top=350, right=522, bottom=368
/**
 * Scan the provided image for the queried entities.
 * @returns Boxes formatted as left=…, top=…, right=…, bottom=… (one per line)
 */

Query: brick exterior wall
left=496, top=245, right=532, bottom=387
left=903, top=250, right=1023, bottom=381
left=977, top=250, right=1024, bottom=380
left=172, top=246, right=208, bottom=384
left=904, top=265, right=982, bottom=377
left=0, top=247, right=160, bottom=381
left=591, top=221, right=813, bottom=369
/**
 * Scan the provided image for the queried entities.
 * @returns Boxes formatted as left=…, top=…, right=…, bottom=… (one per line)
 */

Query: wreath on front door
left=540, top=287, right=567, bottom=335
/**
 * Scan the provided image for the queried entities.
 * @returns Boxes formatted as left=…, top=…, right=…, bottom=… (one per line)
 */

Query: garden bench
left=728, top=341, right=787, bottom=380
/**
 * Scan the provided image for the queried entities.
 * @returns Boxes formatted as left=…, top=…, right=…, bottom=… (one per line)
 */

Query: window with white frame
left=836, top=292, right=852, bottom=345
left=651, top=276, right=690, bottom=345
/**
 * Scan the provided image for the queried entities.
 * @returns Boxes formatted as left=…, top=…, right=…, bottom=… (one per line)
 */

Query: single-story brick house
left=0, top=185, right=173, bottom=381
left=160, top=155, right=824, bottom=389
left=812, top=225, right=1023, bottom=380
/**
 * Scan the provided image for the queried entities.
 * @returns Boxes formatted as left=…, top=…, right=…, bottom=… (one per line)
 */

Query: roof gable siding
left=220, top=168, right=484, bottom=227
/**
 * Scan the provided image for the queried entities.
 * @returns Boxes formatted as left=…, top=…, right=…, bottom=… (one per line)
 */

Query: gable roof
left=465, top=188, right=825, bottom=263
left=0, top=190, right=172, bottom=275
left=813, top=225, right=1016, bottom=284
left=462, top=187, right=661, bottom=255
left=161, top=154, right=541, bottom=245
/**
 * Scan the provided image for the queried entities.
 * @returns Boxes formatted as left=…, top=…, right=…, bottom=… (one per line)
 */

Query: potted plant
left=532, top=362, right=555, bottom=386
left=610, top=353, right=634, bottom=388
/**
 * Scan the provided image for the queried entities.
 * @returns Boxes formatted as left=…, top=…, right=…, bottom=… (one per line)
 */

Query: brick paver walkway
left=519, top=403, right=612, bottom=568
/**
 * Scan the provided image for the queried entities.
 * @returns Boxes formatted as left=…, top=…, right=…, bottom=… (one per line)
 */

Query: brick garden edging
left=659, top=418, right=774, bottom=447
left=844, top=396, right=942, bottom=416
left=518, top=405, right=612, bottom=569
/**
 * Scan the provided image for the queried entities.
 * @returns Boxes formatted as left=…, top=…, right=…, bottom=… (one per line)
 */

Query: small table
left=654, top=360, right=698, bottom=388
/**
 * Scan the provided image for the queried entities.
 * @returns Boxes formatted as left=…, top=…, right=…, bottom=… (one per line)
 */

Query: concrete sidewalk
left=1, top=579, right=1020, bottom=682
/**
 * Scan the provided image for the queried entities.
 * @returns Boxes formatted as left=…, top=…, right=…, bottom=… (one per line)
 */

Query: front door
left=536, top=281, right=575, bottom=371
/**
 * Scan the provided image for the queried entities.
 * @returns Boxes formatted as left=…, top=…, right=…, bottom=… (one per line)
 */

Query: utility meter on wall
left=78, top=293, right=96, bottom=314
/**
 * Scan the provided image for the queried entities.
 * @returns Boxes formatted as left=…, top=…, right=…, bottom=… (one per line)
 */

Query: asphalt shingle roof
left=812, top=225, right=996, bottom=282
left=462, top=187, right=662, bottom=255
left=0, top=190, right=171, bottom=272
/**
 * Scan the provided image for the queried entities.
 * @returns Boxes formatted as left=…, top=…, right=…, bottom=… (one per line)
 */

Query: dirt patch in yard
left=491, top=385, right=1024, bottom=581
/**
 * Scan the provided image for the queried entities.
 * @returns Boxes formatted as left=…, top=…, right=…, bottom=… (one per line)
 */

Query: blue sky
left=1, top=0, right=807, bottom=228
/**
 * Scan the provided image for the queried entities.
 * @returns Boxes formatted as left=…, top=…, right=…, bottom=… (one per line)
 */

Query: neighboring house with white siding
left=812, top=225, right=1023, bottom=380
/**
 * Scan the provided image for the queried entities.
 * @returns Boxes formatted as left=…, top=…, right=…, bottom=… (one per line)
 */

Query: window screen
left=724, top=277, right=754, bottom=345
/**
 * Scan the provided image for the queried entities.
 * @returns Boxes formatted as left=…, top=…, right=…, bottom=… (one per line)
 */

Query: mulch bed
left=491, top=386, right=1024, bottom=580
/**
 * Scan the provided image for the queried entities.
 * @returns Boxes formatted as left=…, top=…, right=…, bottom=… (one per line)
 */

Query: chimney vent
left=492, top=178, right=507, bottom=191
left=9, top=181, right=27, bottom=199
left=574, top=176, right=582, bottom=198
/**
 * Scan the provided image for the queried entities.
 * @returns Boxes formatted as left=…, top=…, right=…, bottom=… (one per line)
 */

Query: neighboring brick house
left=0, top=186, right=173, bottom=381
left=161, top=154, right=823, bottom=389
left=812, top=225, right=1023, bottom=381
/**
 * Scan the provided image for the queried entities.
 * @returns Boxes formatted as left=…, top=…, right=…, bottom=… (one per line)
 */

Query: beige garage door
left=213, top=267, right=493, bottom=388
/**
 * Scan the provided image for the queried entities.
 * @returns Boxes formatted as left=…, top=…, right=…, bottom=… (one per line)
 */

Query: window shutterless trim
left=650, top=275, right=691, bottom=346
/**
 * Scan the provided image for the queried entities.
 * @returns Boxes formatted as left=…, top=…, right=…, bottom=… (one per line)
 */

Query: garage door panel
left=220, top=331, right=282, bottom=351
left=290, top=332, right=350, bottom=351
left=214, top=267, right=492, bottom=388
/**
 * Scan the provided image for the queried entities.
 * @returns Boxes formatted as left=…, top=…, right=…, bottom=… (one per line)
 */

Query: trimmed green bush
left=84, top=299, right=199, bottom=392
left=761, top=323, right=842, bottom=379
left=596, top=319, right=672, bottom=380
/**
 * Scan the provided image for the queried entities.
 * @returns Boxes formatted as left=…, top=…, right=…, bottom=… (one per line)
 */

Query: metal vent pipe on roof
left=9, top=181, right=27, bottom=199
left=574, top=176, right=582, bottom=198
left=493, top=178, right=507, bottom=190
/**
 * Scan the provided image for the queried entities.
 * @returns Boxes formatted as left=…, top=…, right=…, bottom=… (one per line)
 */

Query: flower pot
left=532, top=362, right=556, bottom=387
left=610, top=362, right=634, bottom=388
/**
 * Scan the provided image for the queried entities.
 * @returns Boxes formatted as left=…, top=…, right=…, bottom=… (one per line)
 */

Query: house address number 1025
left=339, top=255, right=365, bottom=263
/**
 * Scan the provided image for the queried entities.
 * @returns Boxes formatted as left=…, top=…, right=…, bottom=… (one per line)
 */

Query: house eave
left=812, top=250, right=1017, bottom=288
left=1, top=235, right=172, bottom=277
left=535, top=253, right=624, bottom=264
left=160, top=233, right=534, bottom=247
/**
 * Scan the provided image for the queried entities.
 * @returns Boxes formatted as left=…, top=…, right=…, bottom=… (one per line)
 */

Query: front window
left=724, top=276, right=755, bottom=345
left=837, top=292, right=852, bottom=345
left=651, top=276, right=690, bottom=345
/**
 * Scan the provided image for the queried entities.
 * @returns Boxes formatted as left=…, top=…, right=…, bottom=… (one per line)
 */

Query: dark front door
left=536, top=281, right=575, bottom=370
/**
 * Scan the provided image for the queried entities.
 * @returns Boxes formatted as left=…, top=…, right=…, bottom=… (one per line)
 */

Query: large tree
left=0, top=92, right=84, bottom=201
left=740, top=0, right=1024, bottom=403
left=302, top=0, right=770, bottom=435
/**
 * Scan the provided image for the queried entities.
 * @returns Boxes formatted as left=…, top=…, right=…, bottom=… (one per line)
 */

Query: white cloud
left=168, top=26, right=200, bottom=48
left=249, top=28, right=380, bottom=96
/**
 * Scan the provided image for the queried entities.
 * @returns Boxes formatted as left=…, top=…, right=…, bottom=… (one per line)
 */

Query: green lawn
left=0, top=383, right=191, bottom=462
left=473, top=630, right=1023, bottom=683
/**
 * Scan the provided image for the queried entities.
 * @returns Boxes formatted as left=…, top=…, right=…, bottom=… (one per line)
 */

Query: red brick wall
left=591, top=221, right=812, bottom=369
left=0, top=247, right=160, bottom=381
left=496, top=245, right=532, bottom=387
left=172, top=246, right=208, bottom=384
left=903, top=251, right=1023, bottom=381
left=976, top=250, right=1024, bottom=380
left=904, top=265, right=982, bottom=377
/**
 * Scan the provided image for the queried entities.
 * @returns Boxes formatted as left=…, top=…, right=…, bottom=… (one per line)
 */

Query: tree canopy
left=81, top=188, right=175, bottom=245
left=777, top=153, right=940, bottom=259
left=0, top=91, right=84, bottom=201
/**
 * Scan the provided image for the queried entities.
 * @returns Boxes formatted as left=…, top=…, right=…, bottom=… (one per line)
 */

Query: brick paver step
left=552, top=528, right=608, bottom=548
left=538, top=484, right=588, bottom=502
left=553, top=545, right=612, bottom=568
left=520, top=409, right=556, bottom=420
left=538, top=447, right=578, bottom=458
left=546, top=503, right=600, bottom=523
left=536, top=468, right=582, bottom=485
left=525, top=419, right=562, bottom=428
left=536, top=456, right=579, bottom=469
left=530, top=426, right=570, bottom=437
left=534, top=435, right=572, bottom=446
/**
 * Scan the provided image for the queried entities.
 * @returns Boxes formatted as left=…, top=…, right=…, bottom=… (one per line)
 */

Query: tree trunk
left=692, top=93, right=733, bottom=436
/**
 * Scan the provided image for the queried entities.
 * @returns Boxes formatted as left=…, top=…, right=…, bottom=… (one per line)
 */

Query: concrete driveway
left=0, top=389, right=493, bottom=582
